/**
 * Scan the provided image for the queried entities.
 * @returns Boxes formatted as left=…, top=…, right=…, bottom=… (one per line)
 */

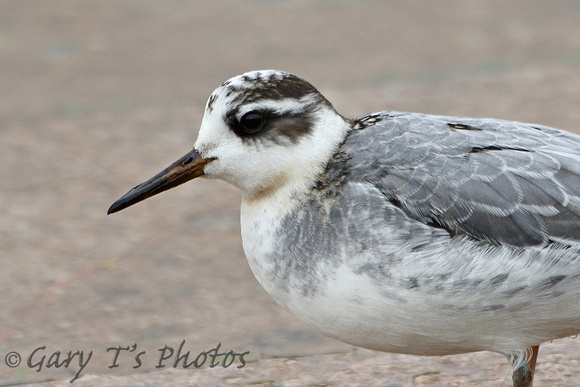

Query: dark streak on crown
left=230, top=73, right=332, bottom=107
left=206, top=93, right=218, bottom=112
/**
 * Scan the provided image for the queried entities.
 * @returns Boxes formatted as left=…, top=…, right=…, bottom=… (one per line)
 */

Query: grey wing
left=343, top=112, right=580, bottom=247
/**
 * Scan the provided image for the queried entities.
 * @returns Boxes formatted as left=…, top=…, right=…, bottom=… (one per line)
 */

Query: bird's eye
left=239, top=111, right=266, bottom=134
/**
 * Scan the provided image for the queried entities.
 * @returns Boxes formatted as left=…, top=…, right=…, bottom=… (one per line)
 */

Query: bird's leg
left=512, top=345, right=540, bottom=387
left=526, top=345, right=539, bottom=380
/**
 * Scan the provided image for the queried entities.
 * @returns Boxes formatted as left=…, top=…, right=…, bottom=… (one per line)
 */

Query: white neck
left=239, top=110, right=350, bottom=297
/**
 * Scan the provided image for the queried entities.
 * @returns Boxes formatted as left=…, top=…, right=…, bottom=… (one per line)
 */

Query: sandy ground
left=2, top=1, right=580, bottom=386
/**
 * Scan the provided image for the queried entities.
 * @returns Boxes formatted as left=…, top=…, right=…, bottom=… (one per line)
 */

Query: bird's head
left=108, top=70, right=349, bottom=214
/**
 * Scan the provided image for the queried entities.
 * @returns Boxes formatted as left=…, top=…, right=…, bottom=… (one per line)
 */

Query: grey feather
left=329, top=112, right=580, bottom=247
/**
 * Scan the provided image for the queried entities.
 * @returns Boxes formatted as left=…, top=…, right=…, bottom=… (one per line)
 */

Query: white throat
left=242, top=109, right=350, bottom=206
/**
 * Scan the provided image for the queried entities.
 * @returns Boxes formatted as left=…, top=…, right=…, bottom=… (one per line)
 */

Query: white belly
left=240, top=192, right=580, bottom=358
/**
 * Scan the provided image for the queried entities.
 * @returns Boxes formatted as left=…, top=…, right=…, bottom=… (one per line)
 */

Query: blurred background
left=1, top=1, right=580, bottom=385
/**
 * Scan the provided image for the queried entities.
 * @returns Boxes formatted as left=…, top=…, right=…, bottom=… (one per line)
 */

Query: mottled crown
left=206, top=70, right=331, bottom=112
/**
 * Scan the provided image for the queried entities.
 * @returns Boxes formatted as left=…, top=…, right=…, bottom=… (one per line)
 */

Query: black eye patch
left=226, top=107, right=315, bottom=144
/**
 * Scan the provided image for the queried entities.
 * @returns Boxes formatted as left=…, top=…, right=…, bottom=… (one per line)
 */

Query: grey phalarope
left=109, top=70, right=580, bottom=386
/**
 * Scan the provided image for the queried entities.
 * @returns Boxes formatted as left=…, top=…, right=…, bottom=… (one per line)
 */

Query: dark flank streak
left=406, top=277, right=419, bottom=289
left=501, top=285, right=527, bottom=299
left=489, top=273, right=509, bottom=287
left=538, top=275, right=566, bottom=291
left=481, top=304, right=505, bottom=311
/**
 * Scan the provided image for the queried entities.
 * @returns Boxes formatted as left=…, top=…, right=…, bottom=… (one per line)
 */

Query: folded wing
left=342, top=112, right=580, bottom=247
